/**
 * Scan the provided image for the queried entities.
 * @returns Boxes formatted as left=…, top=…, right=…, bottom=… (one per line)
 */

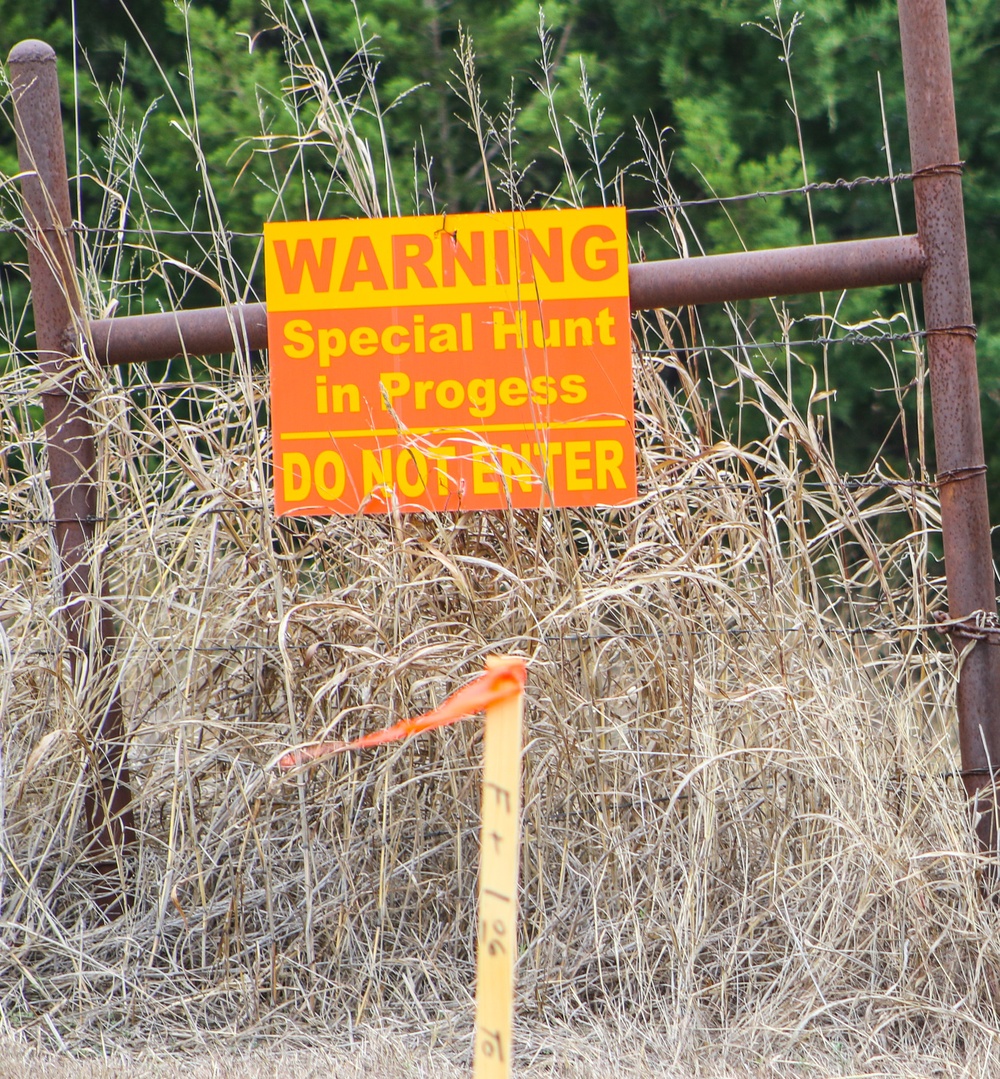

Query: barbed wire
left=337, top=769, right=973, bottom=838
left=0, top=504, right=270, bottom=526
left=0, top=468, right=939, bottom=530
left=636, top=328, right=927, bottom=354
left=0, top=222, right=264, bottom=241
left=0, top=326, right=931, bottom=383
left=0, top=169, right=924, bottom=247
left=13, top=620, right=947, bottom=660
left=278, top=776, right=955, bottom=841
left=626, top=170, right=923, bottom=215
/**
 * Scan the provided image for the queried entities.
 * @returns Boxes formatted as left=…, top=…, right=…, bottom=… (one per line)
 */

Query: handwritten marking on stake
left=276, top=658, right=526, bottom=769
left=473, top=656, right=524, bottom=1079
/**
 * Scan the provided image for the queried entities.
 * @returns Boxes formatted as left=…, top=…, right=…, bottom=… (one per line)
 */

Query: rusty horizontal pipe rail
left=88, top=234, right=926, bottom=367
left=628, top=233, right=925, bottom=311
left=89, top=303, right=269, bottom=367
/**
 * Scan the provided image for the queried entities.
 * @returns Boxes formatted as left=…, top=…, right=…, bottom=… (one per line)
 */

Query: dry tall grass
left=2, top=9, right=999, bottom=1077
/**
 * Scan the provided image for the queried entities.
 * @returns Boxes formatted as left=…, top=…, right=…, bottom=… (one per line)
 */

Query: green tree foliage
left=2, top=0, right=1000, bottom=517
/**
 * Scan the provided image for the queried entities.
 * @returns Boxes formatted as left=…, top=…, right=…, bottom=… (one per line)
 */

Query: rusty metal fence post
left=897, top=0, right=1000, bottom=850
left=9, top=40, right=134, bottom=886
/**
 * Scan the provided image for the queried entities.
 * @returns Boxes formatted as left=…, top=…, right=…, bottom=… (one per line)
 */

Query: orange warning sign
left=264, top=208, right=635, bottom=515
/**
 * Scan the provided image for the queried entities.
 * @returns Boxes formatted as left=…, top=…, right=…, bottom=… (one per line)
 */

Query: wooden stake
left=473, top=656, right=524, bottom=1079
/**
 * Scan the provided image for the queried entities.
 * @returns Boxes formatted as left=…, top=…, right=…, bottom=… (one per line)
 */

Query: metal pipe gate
left=7, top=0, right=998, bottom=904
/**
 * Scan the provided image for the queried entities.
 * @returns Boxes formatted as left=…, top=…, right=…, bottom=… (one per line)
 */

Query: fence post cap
left=8, top=40, right=56, bottom=65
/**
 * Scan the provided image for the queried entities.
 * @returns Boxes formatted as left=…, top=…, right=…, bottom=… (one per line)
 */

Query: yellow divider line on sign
left=473, top=656, right=525, bottom=1079
left=281, top=418, right=628, bottom=441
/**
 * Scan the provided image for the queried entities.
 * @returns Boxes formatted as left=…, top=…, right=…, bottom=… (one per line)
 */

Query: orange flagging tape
left=277, top=657, right=527, bottom=770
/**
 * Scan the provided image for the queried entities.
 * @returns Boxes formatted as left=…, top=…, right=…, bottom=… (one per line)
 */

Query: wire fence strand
left=0, top=168, right=924, bottom=244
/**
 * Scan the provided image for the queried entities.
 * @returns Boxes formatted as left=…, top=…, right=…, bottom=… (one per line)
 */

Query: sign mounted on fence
left=264, top=207, right=635, bottom=515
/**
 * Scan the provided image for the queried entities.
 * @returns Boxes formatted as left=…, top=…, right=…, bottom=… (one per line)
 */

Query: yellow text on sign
left=473, top=658, right=525, bottom=1079
left=264, top=208, right=630, bottom=311
left=265, top=207, right=636, bottom=515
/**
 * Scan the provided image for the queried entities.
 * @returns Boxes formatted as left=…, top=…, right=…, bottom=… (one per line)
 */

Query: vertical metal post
left=898, top=1, right=1000, bottom=850
left=9, top=41, right=134, bottom=884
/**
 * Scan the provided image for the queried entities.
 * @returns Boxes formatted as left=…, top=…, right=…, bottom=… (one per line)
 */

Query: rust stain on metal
left=627, top=234, right=925, bottom=312
left=88, top=238, right=927, bottom=367
left=898, top=0, right=1000, bottom=851
left=90, top=302, right=268, bottom=366
left=9, top=39, right=134, bottom=896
